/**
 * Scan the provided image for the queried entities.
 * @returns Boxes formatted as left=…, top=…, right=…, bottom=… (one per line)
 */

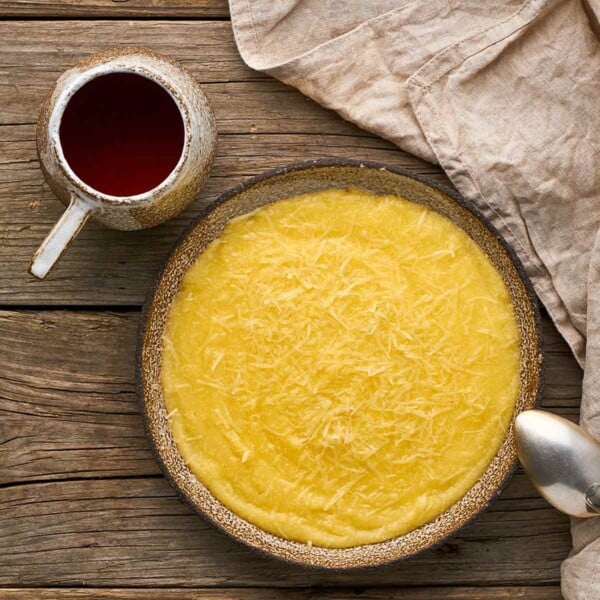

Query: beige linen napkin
left=229, top=0, right=600, bottom=595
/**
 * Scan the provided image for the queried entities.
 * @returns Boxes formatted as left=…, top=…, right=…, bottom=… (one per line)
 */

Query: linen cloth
left=228, top=0, right=600, bottom=595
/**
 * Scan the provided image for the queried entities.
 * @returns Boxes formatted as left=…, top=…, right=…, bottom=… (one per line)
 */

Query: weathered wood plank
left=0, top=310, right=579, bottom=586
left=0, top=310, right=156, bottom=482
left=0, top=21, right=351, bottom=128
left=540, top=317, right=582, bottom=407
left=0, top=310, right=581, bottom=484
left=0, top=475, right=570, bottom=587
left=0, top=586, right=564, bottom=599
left=0, top=127, right=441, bottom=306
left=0, top=0, right=229, bottom=18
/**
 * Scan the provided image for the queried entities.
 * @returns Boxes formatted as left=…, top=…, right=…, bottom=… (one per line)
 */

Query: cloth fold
left=229, top=0, right=600, bottom=595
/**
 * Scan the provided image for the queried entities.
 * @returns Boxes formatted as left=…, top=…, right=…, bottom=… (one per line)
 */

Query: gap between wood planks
left=0, top=0, right=230, bottom=19
left=0, top=586, right=565, bottom=599
left=0, top=16, right=233, bottom=21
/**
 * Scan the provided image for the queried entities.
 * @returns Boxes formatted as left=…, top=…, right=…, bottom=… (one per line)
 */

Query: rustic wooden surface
left=0, top=6, right=580, bottom=599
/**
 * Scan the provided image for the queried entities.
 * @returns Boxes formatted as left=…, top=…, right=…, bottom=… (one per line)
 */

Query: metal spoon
left=514, top=409, right=600, bottom=517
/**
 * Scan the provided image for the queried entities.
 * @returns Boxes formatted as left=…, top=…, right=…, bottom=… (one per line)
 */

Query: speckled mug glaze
left=30, top=48, right=217, bottom=280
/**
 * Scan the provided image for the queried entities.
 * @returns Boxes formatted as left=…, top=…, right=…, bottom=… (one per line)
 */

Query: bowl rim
left=136, top=158, right=544, bottom=569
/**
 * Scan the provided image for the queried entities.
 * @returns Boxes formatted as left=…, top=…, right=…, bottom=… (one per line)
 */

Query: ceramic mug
left=30, top=48, right=217, bottom=280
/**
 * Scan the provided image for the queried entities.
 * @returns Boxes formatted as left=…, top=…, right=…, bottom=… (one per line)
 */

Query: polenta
left=162, top=188, right=520, bottom=548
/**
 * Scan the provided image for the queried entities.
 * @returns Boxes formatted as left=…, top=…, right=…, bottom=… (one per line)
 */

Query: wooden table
left=0, top=3, right=582, bottom=599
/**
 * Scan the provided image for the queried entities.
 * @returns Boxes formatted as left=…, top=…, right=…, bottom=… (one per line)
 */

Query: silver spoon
left=514, top=409, right=600, bottom=517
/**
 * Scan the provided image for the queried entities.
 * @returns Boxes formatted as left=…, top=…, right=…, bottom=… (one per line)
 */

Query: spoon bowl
left=515, top=410, right=600, bottom=517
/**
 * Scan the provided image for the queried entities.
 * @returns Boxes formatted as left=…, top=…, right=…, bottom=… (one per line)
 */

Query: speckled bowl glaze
left=138, top=160, right=543, bottom=569
left=31, top=47, right=216, bottom=279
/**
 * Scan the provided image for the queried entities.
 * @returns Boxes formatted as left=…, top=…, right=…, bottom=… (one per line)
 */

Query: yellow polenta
left=162, top=188, right=520, bottom=548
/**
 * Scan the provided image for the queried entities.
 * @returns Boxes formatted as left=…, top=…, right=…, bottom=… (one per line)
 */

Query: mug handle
left=29, top=195, right=94, bottom=280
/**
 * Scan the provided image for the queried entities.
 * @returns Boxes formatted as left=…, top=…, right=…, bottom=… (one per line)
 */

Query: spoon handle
left=585, top=483, right=600, bottom=514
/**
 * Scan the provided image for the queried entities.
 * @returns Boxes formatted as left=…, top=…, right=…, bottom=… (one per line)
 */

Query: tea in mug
left=59, top=72, right=185, bottom=197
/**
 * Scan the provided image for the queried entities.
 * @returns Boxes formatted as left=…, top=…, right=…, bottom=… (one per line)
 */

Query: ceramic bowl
left=137, top=159, right=543, bottom=569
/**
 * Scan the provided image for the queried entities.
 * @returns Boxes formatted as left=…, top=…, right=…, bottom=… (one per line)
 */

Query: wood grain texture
left=0, top=0, right=229, bottom=18
left=0, top=130, right=439, bottom=306
left=0, top=476, right=571, bottom=586
left=0, top=20, right=449, bottom=305
left=0, top=587, right=564, bottom=599
left=0, top=310, right=155, bottom=483
left=0, top=310, right=579, bottom=586
left=0, top=310, right=581, bottom=484
left=0, top=21, right=347, bottom=127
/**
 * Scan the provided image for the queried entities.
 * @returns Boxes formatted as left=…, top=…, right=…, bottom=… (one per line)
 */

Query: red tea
left=59, top=72, right=185, bottom=197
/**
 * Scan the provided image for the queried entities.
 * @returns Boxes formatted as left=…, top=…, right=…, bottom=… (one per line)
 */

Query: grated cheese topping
left=162, top=188, right=520, bottom=548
